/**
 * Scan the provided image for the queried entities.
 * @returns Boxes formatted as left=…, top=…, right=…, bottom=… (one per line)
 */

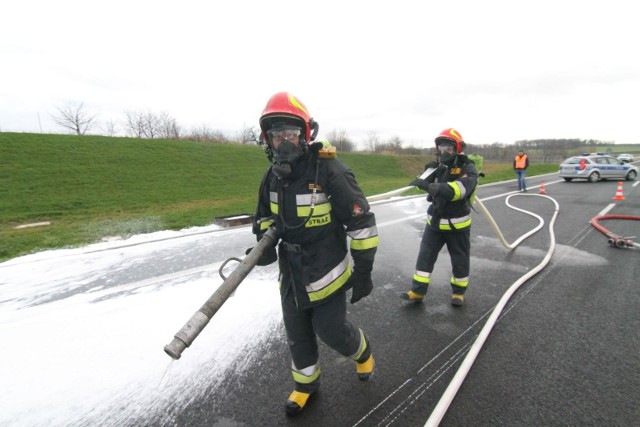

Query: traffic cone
left=613, top=182, right=625, bottom=200
left=538, top=181, right=546, bottom=194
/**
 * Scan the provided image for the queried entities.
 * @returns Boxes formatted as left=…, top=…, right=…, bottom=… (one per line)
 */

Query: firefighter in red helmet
left=401, top=128, right=478, bottom=306
left=250, top=92, right=379, bottom=416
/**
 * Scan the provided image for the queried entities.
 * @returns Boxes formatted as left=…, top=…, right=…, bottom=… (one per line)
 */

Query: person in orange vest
left=514, top=149, right=529, bottom=192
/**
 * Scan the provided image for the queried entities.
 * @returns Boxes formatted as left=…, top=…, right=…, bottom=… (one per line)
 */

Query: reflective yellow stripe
left=307, top=256, right=351, bottom=302
left=351, top=235, right=379, bottom=250
left=448, top=181, right=463, bottom=201
left=413, top=273, right=431, bottom=284
left=270, top=201, right=279, bottom=214
left=292, top=366, right=321, bottom=384
left=259, top=220, right=274, bottom=230
left=298, top=202, right=331, bottom=216
left=351, top=329, right=367, bottom=360
left=427, top=215, right=472, bottom=230
left=450, top=276, right=469, bottom=288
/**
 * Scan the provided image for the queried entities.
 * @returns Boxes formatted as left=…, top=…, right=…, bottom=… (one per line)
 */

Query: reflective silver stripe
left=269, top=191, right=278, bottom=203
left=415, top=270, right=432, bottom=278
left=427, top=214, right=471, bottom=225
left=306, top=255, right=350, bottom=293
left=292, top=361, right=320, bottom=376
left=296, top=193, right=329, bottom=205
left=453, top=180, right=467, bottom=199
left=347, top=226, right=378, bottom=240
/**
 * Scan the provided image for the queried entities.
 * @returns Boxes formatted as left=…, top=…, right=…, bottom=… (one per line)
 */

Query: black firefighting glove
left=409, top=178, right=429, bottom=191
left=427, top=183, right=440, bottom=197
left=245, top=245, right=278, bottom=266
left=349, top=270, right=373, bottom=304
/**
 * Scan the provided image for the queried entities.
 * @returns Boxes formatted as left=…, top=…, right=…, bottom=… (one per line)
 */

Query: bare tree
left=365, top=131, right=381, bottom=153
left=326, top=129, right=355, bottom=152
left=157, top=111, right=181, bottom=139
left=387, top=135, right=403, bottom=153
left=123, top=110, right=146, bottom=138
left=101, top=119, right=118, bottom=137
left=142, top=112, right=160, bottom=139
left=235, top=125, right=259, bottom=144
left=187, top=125, right=229, bottom=143
left=51, top=102, right=97, bottom=135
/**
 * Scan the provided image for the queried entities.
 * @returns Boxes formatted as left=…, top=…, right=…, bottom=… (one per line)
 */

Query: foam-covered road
left=1, top=174, right=638, bottom=426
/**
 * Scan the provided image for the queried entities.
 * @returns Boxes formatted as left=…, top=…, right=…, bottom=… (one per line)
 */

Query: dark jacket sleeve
left=252, top=168, right=276, bottom=241
left=323, top=159, right=378, bottom=274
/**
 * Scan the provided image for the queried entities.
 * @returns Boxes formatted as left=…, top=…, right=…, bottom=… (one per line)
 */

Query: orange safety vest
left=514, top=155, right=527, bottom=169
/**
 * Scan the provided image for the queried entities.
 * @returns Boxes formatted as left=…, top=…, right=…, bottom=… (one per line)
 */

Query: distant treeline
left=466, top=139, right=624, bottom=163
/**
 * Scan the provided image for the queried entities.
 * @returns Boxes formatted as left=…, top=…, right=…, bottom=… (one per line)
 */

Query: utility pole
left=37, top=112, right=43, bottom=133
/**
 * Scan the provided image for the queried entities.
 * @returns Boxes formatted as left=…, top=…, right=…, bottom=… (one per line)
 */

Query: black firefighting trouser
left=412, top=225, right=470, bottom=295
left=281, top=287, right=369, bottom=393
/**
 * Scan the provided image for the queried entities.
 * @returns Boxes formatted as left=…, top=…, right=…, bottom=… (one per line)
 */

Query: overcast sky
left=2, top=0, right=639, bottom=147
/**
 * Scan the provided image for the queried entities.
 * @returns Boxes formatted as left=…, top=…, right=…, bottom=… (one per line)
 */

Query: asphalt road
left=2, top=172, right=638, bottom=427
left=165, top=173, right=640, bottom=426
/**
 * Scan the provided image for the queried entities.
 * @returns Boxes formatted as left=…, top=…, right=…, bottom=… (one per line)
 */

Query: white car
left=559, top=154, right=638, bottom=182
left=617, top=153, right=634, bottom=163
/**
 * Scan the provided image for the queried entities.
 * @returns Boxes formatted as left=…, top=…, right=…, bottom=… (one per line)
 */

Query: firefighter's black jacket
left=424, top=155, right=479, bottom=231
left=253, top=152, right=378, bottom=309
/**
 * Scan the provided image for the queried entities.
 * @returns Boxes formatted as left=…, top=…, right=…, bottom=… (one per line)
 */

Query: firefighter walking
left=250, top=92, right=379, bottom=416
left=401, top=128, right=479, bottom=306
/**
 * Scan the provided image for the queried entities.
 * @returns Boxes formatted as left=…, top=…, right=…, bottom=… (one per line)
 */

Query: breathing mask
left=267, top=124, right=306, bottom=178
left=436, top=141, right=456, bottom=164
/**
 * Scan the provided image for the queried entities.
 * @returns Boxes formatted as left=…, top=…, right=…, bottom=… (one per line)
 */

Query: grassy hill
left=0, top=132, right=557, bottom=261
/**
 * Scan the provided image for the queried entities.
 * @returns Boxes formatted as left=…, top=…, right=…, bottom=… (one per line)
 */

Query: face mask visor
left=267, top=125, right=303, bottom=159
left=436, top=141, right=456, bottom=163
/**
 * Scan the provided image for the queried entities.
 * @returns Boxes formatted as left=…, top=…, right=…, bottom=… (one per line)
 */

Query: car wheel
left=588, top=172, right=600, bottom=182
left=626, top=170, right=637, bottom=181
left=563, top=177, right=573, bottom=182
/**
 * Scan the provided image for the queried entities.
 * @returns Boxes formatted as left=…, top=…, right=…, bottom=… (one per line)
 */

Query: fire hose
left=590, top=214, right=640, bottom=249
left=425, top=193, right=560, bottom=426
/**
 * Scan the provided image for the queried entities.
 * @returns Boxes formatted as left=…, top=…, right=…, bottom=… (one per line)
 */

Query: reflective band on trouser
left=427, top=214, right=471, bottom=231
left=413, top=270, right=431, bottom=284
left=259, top=219, right=274, bottom=230
left=447, top=181, right=466, bottom=201
left=306, top=255, right=351, bottom=302
left=350, top=329, right=367, bottom=361
left=451, top=276, right=469, bottom=289
left=291, top=361, right=321, bottom=384
left=348, top=226, right=379, bottom=250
